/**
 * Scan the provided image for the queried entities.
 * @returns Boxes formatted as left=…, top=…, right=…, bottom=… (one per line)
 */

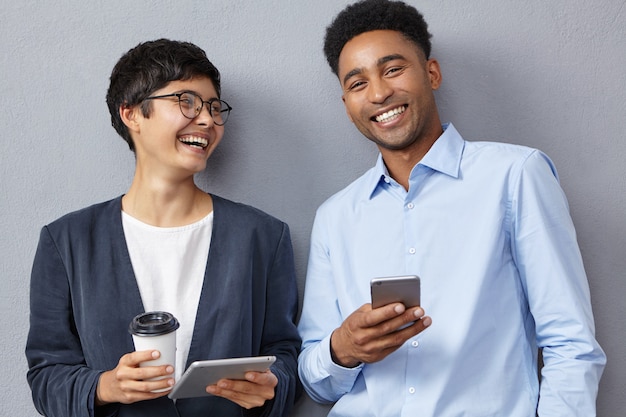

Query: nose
left=195, top=102, right=215, bottom=127
left=367, top=77, right=393, bottom=104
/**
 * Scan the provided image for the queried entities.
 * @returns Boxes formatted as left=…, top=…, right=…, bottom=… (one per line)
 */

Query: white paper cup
left=129, top=311, right=179, bottom=392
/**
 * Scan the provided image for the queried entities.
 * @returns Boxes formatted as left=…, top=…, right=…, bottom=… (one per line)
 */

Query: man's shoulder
left=465, top=140, right=537, bottom=159
left=316, top=167, right=377, bottom=215
left=442, top=123, right=538, bottom=160
left=463, top=140, right=550, bottom=171
left=461, top=140, right=559, bottom=188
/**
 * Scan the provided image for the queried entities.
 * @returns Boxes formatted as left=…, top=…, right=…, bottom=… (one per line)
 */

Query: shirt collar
left=367, top=123, right=465, bottom=198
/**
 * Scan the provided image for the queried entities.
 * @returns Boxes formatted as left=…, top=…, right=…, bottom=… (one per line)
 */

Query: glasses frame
left=143, top=92, right=233, bottom=126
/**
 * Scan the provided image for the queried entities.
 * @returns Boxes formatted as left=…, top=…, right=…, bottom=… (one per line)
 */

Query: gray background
left=1, top=1, right=624, bottom=416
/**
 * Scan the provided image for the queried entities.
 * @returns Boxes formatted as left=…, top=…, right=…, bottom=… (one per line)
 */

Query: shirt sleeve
left=25, top=226, right=104, bottom=417
left=509, top=150, right=606, bottom=416
left=297, top=209, right=364, bottom=403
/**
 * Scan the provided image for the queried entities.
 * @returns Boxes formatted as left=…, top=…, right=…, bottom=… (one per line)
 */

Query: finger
left=244, top=370, right=278, bottom=388
left=115, top=381, right=174, bottom=404
left=224, top=378, right=275, bottom=398
left=360, top=303, right=407, bottom=327
left=379, top=315, right=432, bottom=350
left=215, top=379, right=257, bottom=395
left=122, top=349, right=161, bottom=367
left=379, top=307, right=426, bottom=332
left=114, top=366, right=175, bottom=400
left=408, top=306, right=426, bottom=319
left=134, top=365, right=175, bottom=382
left=207, top=380, right=273, bottom=409
left=135, top=377, right=175, bottom=394
left=207, top=387, right=266, bottom=409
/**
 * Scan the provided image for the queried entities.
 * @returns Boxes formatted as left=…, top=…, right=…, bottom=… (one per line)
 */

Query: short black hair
left=106, top=39, right=221, bottom=151
left=324, top=0, right=432, bottom=76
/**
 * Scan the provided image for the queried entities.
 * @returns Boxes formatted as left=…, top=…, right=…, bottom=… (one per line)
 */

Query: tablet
left=168, top=356, right=276, bottom=399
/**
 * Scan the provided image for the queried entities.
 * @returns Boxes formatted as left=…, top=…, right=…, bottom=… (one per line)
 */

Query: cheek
left=170, top=114, right=192, bottom=129
left=342, top=98, right=360, bottom=123
left=148, top=118, right=190, bottom=143
left=213, top=127, right=225, bottom=144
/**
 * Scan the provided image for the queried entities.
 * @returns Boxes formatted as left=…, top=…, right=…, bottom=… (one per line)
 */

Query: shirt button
left=409, top=387, right=416, bottom=394
left=407, top=203, right=415, bottom=209
left=409, top=247, right=416, bottom=254
left=411, top=340, right=419, bottom=348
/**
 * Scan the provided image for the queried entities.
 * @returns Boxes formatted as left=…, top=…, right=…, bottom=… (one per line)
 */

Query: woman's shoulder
left=211, top=194, right=288, bottom=232
left=45, top=196, right=122, bottom=232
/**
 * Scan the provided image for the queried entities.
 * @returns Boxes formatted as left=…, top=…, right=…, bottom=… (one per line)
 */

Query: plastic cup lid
left=128, top=311, right=180, bottom=336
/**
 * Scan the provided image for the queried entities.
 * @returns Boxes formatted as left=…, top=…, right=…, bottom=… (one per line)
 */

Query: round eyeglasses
left=143, top=92, right=232, bottom=125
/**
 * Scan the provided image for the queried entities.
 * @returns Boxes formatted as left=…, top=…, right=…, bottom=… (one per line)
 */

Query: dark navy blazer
left=26, top=195, right=301, bottom=417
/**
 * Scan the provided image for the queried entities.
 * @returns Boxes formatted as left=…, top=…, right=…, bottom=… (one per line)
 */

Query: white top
left=122, top=211, right=213, bottom=381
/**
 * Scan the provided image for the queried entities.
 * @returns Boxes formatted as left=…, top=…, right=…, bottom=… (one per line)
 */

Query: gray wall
left=1, top=1, right=624, bottom=416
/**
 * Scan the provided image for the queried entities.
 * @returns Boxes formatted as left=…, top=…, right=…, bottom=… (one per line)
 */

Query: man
left=297, top=1, right=606, bottom=416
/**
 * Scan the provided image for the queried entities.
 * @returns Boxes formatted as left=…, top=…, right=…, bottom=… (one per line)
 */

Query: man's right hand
left=330, top=303, right=431, bottom=368
left=95, top=350, right=175, bottom=406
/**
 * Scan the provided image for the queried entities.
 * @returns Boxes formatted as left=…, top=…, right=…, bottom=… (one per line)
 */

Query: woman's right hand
left=95, top=350, right=175, bottom=406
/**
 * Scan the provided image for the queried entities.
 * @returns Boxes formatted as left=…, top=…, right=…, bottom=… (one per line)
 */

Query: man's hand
left=96, top=350, right=175, bottom=406
left=205, top=369, right=278, bottom=409
left=330, top=303, right=431, bottom=368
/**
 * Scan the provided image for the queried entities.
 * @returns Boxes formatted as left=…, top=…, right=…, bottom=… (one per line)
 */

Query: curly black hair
left=106, top=39, right=221, bottom=151
left=324, top=0, right=432, bottom=76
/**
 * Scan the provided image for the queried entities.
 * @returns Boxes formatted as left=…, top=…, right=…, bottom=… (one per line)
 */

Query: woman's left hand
left=205, top=369, right=277, bottom=409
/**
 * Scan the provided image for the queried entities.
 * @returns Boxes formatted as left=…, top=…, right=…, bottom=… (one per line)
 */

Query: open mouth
left=178, top=136, right=208, bottom=149
left=372, top=105, right=407, bottom=123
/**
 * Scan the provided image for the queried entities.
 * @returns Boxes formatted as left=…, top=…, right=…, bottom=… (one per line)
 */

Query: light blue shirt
left=297, top=124, right=605, bottom=417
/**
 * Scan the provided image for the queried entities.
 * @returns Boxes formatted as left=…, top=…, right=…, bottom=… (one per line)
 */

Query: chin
left=371, top=137, right=416, bottom=151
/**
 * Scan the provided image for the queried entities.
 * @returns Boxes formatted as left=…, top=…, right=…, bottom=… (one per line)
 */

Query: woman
left=26, top=39, right=300, bottom=417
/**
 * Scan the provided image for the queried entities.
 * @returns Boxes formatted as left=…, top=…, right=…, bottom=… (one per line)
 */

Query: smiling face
left=122, top=76, right=224, bottom=180
left=338, top=30, right=443, bottom=157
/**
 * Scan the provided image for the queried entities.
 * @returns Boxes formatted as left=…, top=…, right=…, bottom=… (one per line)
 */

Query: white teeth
left=375, top=106, right=405, bottom=123
left=179, top=136, right=208, bottom=148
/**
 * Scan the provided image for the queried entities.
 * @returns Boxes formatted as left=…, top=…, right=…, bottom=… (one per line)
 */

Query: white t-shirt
left=122, top=211, right=213, bottom=381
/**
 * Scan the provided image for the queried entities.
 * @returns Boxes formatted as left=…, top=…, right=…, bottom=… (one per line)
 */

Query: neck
left=380, top=126, right=443, bottom=191
left=122, top=173, right=212, bottom=227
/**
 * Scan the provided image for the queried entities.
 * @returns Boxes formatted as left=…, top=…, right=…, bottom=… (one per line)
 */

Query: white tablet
left=168, top=356, right=276, bottom=399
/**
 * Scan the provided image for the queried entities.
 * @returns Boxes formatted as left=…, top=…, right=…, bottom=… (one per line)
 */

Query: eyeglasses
left=143, top=92, right=232, bottom=125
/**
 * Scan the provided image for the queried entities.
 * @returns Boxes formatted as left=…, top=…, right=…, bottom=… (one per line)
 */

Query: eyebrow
left=342, top=54, right=407, bottom=86
left=176, top=89, right=219, bottom=101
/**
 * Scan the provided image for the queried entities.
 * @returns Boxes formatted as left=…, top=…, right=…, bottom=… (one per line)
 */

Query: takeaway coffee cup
left=129, top=311, right=179, bottom=390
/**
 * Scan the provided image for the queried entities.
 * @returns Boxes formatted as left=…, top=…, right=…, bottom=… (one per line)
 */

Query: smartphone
left=168, top=356, right=276, bottom=399
left=370, top=275, right=421, bottom=309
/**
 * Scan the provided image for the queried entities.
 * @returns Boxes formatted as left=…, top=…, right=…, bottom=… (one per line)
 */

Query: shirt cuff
left=320, top=334, right=364, bottom=377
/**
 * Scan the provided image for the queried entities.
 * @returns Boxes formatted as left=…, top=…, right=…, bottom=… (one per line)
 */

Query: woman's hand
left=205, top=369, right=278, bottom=409
left=95, top=350, right=175, bottom=406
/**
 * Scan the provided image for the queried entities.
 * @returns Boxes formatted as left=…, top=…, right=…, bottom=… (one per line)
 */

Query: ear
left=119, top=104, right=141, bottom=134
left=341, top=94, right=354, bottom=123
left=426, top=58, right=442, bottom=90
